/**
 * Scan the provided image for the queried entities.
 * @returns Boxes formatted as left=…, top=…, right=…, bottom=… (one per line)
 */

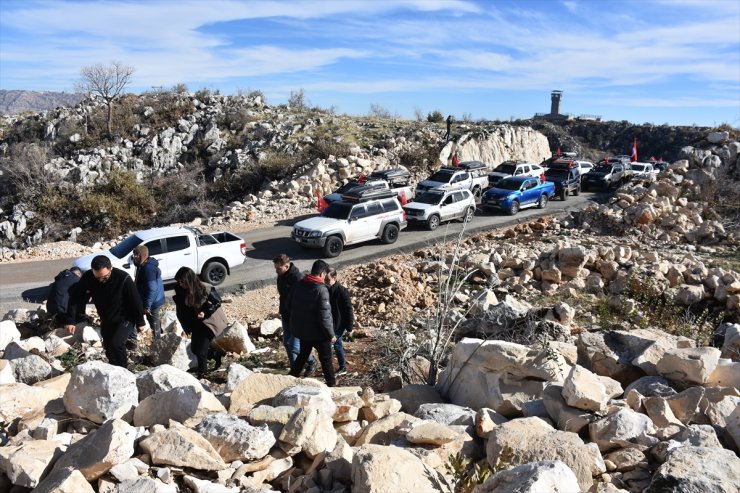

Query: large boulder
left=229, top=372, right=323, bottom=413
left=133, top=385, right=226, bottom=427
left=139, top=426, right=226, bottom=471
left=0, top=383, right=63, bottom=425
left=656, top=347, right=721, bottom=385
left=647, top=446, right=740, bottom=492
left=272, top=384, right=336, bottom=417
left=195, top=413, right=276, bottom=462
left=561, top=364, right=622, bottom=413
left=213, top=321, right=255, bottom=355
left=0, top=319, right=21, bottom=351
left=388, top=384, right=445, bottom=414
left=437, top=338, right=568, bottom=416
left=351, top=444, right=452, bottom=493
left=135, top=364, right=204, bottom=400
left=148, top=333, right=197, bottom=370
left=0, top=439, right=66, bottom=488
left=33, top=468, right=95, bottom=493
left=279, top=406, right=337, bottom=458
left=63, top=361, right=138, bottom=424
left=486, top=417, right=605, bottom=491
left=51, top=418, right=137, bottom=481
left=589, top=408, right=657, bottom=452
left=472, top=460, right=581, bottom=493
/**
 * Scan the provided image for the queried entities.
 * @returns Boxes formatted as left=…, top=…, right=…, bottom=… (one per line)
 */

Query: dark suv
left=544, top=160, right=581, bottom=200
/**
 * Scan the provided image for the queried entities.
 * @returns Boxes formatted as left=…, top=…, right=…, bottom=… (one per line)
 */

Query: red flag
left=605, top=155, right=609, bottom=165
left=317, top=191, right=329, bottom=213
left=631, top=138, right=638, bottom=162
left=659, top=155, right=663, bottom=162
left=452, top=153, right=460, bottom=168
left=357, top=171, right=367, bottom=184
left=649, top=156, right=656, bottom=162
left=556, top=147, right=561, bottom=156
left=398, top=190, right=408, bottom=205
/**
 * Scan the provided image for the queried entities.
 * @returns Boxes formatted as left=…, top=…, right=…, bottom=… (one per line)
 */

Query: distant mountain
left=0, top=89, right=84, bottom=115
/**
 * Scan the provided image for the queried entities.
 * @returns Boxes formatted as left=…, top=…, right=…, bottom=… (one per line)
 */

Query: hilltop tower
left=550, top=90, right=563, bottom=116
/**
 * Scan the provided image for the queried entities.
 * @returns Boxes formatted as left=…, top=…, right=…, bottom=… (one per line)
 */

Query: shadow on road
left=247, top=237, right=368, bottom=261
left=274, top=213, right=318, bottom=227
left=22, top=285, right=50, bottom=303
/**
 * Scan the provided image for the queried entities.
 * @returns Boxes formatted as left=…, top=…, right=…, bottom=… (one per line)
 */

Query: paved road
left=0, top=192, right=603, bottom=312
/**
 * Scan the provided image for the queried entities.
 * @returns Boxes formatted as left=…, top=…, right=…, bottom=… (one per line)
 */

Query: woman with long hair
left=173, top=267, right=226, bottom=378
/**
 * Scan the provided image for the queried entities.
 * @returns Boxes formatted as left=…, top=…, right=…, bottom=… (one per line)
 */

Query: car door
left=364, top=201, right=386, bottom=239
left=439, top=192, right=457, bottom=220
left=454, top=191, right=469, bottom=217
left=160, top=234, right=195, bottom=280
left=522, top=179, right=538, bottom=204
left=346, top=204, right=372, bottom=243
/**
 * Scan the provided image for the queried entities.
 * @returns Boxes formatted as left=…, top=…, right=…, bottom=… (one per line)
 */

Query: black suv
left=544, top=160, right=581, bottom=200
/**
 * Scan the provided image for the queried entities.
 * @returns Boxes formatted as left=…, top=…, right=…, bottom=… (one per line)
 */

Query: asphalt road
left=0, top=192, right=603, bottom=312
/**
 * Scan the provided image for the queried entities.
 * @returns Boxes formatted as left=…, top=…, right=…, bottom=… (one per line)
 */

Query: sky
left=1, top=0, right=739, bottom=127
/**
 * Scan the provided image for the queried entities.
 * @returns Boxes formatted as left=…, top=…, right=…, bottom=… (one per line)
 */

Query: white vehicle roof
left=131, top=226, right=195, bottom=240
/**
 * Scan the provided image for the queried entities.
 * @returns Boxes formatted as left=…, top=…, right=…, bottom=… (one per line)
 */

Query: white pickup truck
left=74, top=226, right=246, bottom=286
left=415, top=161, right=489, bottom=201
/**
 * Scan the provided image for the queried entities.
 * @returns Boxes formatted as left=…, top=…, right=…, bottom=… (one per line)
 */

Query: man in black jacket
left=326, top=268, right=354, bottom=376
left=47, top=267, right=83, bottom=326
left=65, top=255, right=146, bottom=367
left=287, top=260, right=336, bottom=386
left=274, top=254, right=316, bottom=375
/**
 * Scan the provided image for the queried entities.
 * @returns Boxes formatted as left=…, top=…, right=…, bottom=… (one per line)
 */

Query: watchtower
left=550, top=90, right=563, bottom=116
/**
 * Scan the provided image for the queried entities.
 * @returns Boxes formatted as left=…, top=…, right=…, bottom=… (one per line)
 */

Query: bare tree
left=76, top=61, right=134, bottom=136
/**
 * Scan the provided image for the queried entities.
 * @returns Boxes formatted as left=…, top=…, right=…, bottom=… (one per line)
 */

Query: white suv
left=403, top=189, right=476, bottom=230
left=488, top=161, right=544, bottom=187
left=292, top=188, right=407, bottom=257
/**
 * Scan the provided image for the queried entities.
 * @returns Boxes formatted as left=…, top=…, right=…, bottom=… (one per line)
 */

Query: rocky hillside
left=0, top=90, right=84, bottom=116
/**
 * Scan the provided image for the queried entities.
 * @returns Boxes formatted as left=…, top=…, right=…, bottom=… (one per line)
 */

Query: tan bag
left=202, top=306, right=228, bottom=336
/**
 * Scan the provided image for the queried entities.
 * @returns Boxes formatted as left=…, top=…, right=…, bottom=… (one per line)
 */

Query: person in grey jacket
left=287, top=260, right=336, bottom=386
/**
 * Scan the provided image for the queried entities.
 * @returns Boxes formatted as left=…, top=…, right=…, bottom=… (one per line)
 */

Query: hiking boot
left=335, top=367, right=347, bottom=376
left=303, top=360, right=317, bottom=377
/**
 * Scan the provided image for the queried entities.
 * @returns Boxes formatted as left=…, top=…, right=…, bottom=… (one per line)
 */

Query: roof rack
left=549, top=158, right=577, bottom=169
left=341, top=185, right=397, bottom=203
left=457, top=160, right=488, bottom=171
left=369, top=167, right=410, bottom=185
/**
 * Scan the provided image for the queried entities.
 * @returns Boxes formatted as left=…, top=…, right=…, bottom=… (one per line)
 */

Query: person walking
left=65, top=255, right=146, bottom=367
left=273, top=254, right=317, bottom=376
left=47, top=266, right=84, bottom=327
left=326, top=268, right=354, bottom=376
left=286, top=260, right=336, bottom=386
left=133, top=245, right=165, bottom=340
left=444, top=114, right=453, bottom=140
left=173, top=267, right=227, bottom=379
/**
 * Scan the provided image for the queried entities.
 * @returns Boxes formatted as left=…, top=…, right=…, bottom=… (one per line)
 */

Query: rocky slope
left=0, top=90, right=84, bottom=116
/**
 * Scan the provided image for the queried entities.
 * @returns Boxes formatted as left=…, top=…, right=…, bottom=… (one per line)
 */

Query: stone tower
left=550, top=90, right=563, bottom=116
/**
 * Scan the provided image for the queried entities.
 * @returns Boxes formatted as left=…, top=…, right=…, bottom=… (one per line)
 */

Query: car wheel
left=537, top=194, right=548, bottom=209
left=509, top=200, right=520, bottom=215
left=573, top=184, right=581, bottom=196
left=559, top=188, right=568, bottom=201
left=426, top=214, right=440, bottom=231
left=381, top=224, right=400, bottom=244
left=323, top=236, right=343, bottom=258
left=464, top=206, right=475, bottom=222
left=201, top=261, right=227, bottom=286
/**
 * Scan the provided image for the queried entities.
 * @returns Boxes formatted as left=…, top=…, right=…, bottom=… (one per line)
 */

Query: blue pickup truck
left=481, top=176, right=556, bottom=215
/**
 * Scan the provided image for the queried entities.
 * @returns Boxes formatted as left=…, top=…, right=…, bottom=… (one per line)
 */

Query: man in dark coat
left=65, top=255, right=146, bottom=367
left=274, top=254, right=316, bottom=375
left=287, top=260, right=336, bottom=386
left=326, top=268, right=354, bottom=375
left=133, top=245, right=166, bottom=340
left=47, top=267, right=83, bottom=326
left=444, top=114, right=453, bottom=140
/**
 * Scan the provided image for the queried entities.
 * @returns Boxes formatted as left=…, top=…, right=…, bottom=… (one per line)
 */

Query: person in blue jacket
left=47, top=266, right=84, bottom=326
left=133, top=245, right=166, bottom=340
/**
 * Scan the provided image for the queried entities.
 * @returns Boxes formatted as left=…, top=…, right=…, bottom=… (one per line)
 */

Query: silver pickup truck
left=415, top=161, right=489, bottom=201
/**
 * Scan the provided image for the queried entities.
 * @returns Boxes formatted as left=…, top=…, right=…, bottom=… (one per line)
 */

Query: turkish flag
left=631, top=138, right=638, bottom=162
left=556, top=147, right=561, bottom=156
left=398, top=190, right=408, bottom=205
left=317, top=191, right=329, bottom=213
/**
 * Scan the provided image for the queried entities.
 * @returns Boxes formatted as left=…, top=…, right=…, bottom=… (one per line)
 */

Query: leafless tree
left=76, top=61, right=134, bottom=136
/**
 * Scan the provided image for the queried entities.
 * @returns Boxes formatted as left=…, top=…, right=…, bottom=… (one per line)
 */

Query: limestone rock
left=214, top=321, right=255, bottom=354
left=472, top=460, right=580, bottom=493
left=589, top=408, right=656, bottom=452
left=51, top=418, right=137, bottom=481
left=0, top=382, right=62, bottom=424
left=195, top=412, right=276, bottom=462
left=259, top=319, right=282, bottom=336
left=272, top=384, right=336, bottom=417
left=140, top=426, right=226, bottom=471
left=388, top=384, right=445, bottom=414
left=405, top=421, right=460, bottom=445
left=278, top=406, right=337, bottom=458
left=135, top=364, right=204, bottom=400
left=149, top=333, right=197, bottom=370
left=63, top=361, right=138, bottom=424
left=226, top=363, right=252, bottom=392
left=351, top=444, right=452, bottom=493
left=656, top=347, right=721, bottom=385
left=0, top=319, right=21, bottom=351
left=33, top=467, right=95, bottom=493
left=647, top=446, right=740, bottom=492
left=0, top=439, right=66, bottom=488
left=133, top=385, right=226, bottom=427
left=229, top=372, right=323, bottom=413
left=562, top=364, right=622, bottom=413
left=355, top=412, right=419, bottom=446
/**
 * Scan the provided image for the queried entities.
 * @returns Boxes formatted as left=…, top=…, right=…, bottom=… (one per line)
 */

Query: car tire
left=201, top=261, right=227, bottom=286
left=464, top=206, right=475, bottom=222
left=381, top=224, right=400, bottom=244
left=509, top=200, right=520, bottom=215
left=426, top=214, right=440, bottom=231
left=537, top=194, right=548, bottom=209
left=323, top=236, right=343, bottom=258
left=559, top=188, right=568, bottom=201
left=573, top=184, right=581, bottom=196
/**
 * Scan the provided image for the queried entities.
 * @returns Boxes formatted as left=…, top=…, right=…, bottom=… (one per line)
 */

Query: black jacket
left=287, top=276, right=334, bottom=341
left=277, top=263, right=303, bottom=321
left=47, top=269, right=80, bottom=316
left=173, top=283, right=221, bottom=335
left=67, top=268, right=145, bottom=328
left=328, top=282, right=354, bottom=333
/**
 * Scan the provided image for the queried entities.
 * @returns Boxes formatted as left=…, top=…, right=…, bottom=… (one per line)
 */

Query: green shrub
left=427, top=110, right=445, bottom=123
left=305, top=138, right=351, bottom=161
left=399, top=145, right=439, bottom=170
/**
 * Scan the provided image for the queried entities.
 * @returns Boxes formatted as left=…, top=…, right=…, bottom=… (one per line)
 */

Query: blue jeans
left=282, top=322, right=315, bottom=367
left=333, top=329, right=346, bottom=369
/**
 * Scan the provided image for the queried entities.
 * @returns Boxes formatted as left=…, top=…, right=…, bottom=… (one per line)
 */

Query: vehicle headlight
left=309, top=231, right=322, bottom=238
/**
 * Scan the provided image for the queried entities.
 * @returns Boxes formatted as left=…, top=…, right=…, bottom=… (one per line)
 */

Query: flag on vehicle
left=556, top=147, right=561, bottom=156
left=452, top=153, right=460, bottom=168
left=649, top=156, right=656, bottom=161
left=317, top=191, right=329, bottom=213
left=605, top=155, right=609, bottom=165
left=398, top=190, right=408, bottom=205
left=631, top=138, right=638, bottom=162
left=357, top=171, right=367, bottom=184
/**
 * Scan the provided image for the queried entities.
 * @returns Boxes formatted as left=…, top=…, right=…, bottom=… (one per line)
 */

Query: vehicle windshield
left=631, top=164, right=647, bottom=172
left=109, top=234, right=143, bottom=258
left=321, top=203, right=353, bottom=220
left=427, top=171, right=454, bottom=183
left=545, top=169, right=568, bottom=179
left=493, top=164, right=516, bottom=174
left=593, top=164, right=612, bottom=173
left=413, top=192, right=444, bottom=205
left=494, top=179, right=522, bottom=191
